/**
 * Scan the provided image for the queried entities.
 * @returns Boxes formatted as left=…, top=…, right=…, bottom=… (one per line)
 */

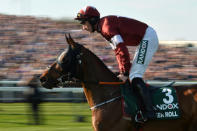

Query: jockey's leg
left=131, top=77, right=155, bottom=120
left=129, top=26, right=159, bottom=120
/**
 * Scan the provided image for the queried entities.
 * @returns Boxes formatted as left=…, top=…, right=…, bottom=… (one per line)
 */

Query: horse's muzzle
left=40, top=77, right=58, bottom=89
left=40, top=82, right=53, bottom=89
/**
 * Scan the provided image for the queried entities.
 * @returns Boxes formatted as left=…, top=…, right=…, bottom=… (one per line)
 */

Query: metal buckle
left=135, top=110, right=147, bottom=123
left=77, top=13, right=83, bottom=18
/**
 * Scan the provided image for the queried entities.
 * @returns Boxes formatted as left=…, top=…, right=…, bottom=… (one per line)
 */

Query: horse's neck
left=84, top=66, right=117, bottom=82
left=82, top=52, right=120, bottom=108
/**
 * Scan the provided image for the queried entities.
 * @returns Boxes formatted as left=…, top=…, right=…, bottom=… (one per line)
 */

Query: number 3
left=162, top=88, right=174, bottom=104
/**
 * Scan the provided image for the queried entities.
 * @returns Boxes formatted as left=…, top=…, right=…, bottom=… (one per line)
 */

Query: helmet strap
left=91, top=23, right=96, bottom=32
left=88, top=17, right=100, bottom=32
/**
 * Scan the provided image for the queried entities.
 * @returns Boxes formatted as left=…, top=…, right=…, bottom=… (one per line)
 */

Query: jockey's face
left=82, top=21, right=93, bottom=32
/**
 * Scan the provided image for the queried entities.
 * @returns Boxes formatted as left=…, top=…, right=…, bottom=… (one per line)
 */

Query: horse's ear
left=68, top=33, right=75, bottom=43
left=65, top=33, right=76, bottom=48
left=65, top=34, right=69, bottom=43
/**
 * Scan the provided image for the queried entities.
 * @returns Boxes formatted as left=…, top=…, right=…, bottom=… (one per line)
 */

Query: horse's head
left=40, top=34, right=84, bottom=89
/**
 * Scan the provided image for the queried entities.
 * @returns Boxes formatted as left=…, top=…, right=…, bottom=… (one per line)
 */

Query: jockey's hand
left=117, top=73, right=128, bottom=82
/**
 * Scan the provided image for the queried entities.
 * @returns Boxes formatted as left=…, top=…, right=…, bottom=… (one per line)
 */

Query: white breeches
left=129, top=26, right=159, bottom=81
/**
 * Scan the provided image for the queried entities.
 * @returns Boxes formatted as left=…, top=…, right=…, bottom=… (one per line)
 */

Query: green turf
left=0, top=103, right=92, bottom=131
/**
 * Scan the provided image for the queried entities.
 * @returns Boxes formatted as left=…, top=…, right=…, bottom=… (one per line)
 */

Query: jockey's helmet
left=75, top=6, right=100, bottom=25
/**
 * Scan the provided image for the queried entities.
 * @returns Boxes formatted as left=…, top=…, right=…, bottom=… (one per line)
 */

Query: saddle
left=121, top=81, right=180, bottom=123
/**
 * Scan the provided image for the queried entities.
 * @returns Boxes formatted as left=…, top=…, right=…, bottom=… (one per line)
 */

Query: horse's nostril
left=40, top=77, right=47, bottom=83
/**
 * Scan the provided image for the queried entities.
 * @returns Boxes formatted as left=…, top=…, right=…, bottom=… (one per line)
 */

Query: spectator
left=23, top=74, right=43, bottom=125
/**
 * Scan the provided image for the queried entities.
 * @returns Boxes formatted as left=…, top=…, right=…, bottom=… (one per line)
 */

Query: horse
left=40, top=34, right=197, bottom=131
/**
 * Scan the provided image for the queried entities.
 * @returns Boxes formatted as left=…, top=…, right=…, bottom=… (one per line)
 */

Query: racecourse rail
left=0, top=80, right=197, bottom=102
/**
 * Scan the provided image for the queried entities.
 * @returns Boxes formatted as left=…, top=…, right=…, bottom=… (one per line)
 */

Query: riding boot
left=132, top=77, right=155, bottom=120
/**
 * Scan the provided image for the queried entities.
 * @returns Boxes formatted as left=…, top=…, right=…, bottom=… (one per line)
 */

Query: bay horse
left=40, top=34, right=197, bottom=131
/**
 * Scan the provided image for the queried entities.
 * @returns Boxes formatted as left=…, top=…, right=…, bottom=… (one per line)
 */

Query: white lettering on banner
left=137, top=40, right=148, bottom=64
left=157, top=112, right=164, bottom=118
left=162, top=88, right=174, bottom=104
left=156, top=111, right=178, bottom=118
left=156, top=103, right=179, bottom=110
left=165, top=111, right=178, bottom=117
left=138, top=49, right=146, bottom=63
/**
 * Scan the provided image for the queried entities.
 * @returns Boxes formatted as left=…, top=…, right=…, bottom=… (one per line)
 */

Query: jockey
left=75, top=6, right=159, bottom=120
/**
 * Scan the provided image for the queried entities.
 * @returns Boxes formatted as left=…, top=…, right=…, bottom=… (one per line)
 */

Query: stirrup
left=135, top=110, right=147, bottom=124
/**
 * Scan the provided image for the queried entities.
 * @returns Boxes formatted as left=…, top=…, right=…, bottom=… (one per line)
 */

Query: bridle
left=46, top=43, right=84, bottom=87
left=43, top=44, right=83, bottom=87
left=56, top=44, right=83, bottom=78
left=48, top=43, right=125, bottom=110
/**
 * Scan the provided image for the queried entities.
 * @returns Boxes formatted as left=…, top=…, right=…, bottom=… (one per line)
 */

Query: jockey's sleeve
left=111, top=35, right=131, bottom=74
left=110, top=35, right=123, bottom=50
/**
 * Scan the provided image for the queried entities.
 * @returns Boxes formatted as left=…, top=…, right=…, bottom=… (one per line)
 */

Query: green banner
left=152, top=87, right=180, bottom=120
left=121, top=85, right=180, bottom=121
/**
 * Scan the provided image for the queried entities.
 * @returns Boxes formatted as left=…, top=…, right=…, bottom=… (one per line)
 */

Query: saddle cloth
left=121, top=83, right=181, bottom=121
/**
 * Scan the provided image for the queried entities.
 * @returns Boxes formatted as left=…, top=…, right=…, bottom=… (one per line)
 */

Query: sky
left=0, top=0, right=196, bottom=40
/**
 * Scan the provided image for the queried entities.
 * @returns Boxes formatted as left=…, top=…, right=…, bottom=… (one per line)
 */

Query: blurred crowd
left=0, top=14, right=197, bottom=81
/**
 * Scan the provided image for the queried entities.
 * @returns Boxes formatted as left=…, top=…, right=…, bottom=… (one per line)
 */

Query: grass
left=0, top=103, right=92, bottom=131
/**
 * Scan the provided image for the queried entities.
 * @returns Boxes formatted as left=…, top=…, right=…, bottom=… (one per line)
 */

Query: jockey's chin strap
left=88, top=81, right=125, bottom=110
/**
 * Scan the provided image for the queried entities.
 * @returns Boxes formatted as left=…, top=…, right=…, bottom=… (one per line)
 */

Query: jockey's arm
left=110, top=35, right=131, bottom=76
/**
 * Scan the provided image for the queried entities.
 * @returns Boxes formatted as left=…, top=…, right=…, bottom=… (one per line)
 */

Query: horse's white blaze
left=57, top=51, right=67, bottom=62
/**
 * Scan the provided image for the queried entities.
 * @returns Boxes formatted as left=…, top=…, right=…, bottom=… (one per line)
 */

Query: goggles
left=76, top=13, right=87, bottom=24
left=77, top=13, right=83, bottom=18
